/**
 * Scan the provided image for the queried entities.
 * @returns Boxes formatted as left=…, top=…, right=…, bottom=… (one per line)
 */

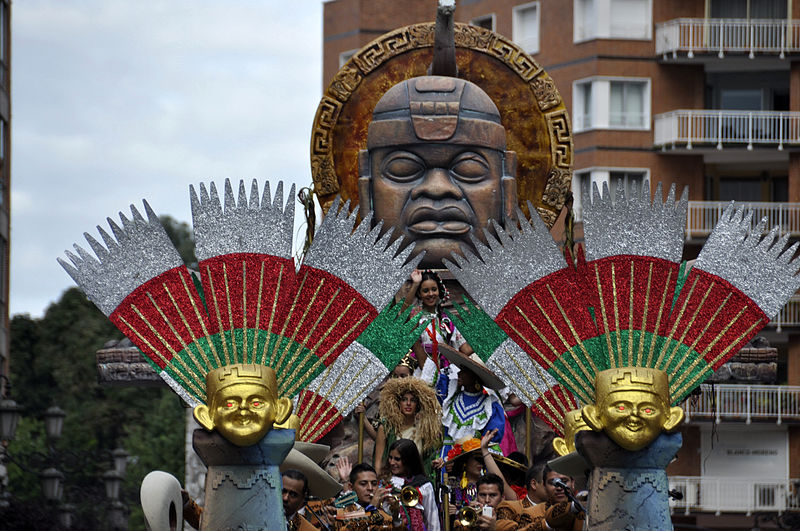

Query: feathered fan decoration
left=445, top=181, right=800, bottom=421
left=59, top=179, right=424, bottom=442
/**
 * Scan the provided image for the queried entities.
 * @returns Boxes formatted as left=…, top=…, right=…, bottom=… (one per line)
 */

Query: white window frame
left=339, top=48, right=358, bottom=68
left=512, top=2, right=541, bottom=55
left=572, top=167, right=651, bottom=220
left=470, top=13, right=496, bottom=31
left=573, top=0, right=652, bottom=43
left=572, top=76, right=651, bottom=132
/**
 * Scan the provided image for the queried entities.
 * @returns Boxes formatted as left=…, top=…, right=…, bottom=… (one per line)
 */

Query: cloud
left=11, top=1, right=324, bottom=317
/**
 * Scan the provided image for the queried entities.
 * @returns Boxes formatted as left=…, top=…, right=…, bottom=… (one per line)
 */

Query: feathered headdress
left=445, top=181, right=800, bottom=420
left=59, top=179, right=424, bottom=442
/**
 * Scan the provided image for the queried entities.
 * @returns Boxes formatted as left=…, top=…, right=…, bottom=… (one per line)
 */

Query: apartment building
left=323, top=0, right=800, bottom=528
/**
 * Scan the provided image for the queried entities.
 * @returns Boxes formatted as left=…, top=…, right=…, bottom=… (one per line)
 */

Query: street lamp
left=0, top=397, right=21, bottom=442
left=43, top=406, right=66, bottom=440
left=103, top=469, right=123, bottom=501
left=111, top=447, right=129, bottom=475
left=40, top=467, right=64, bottom=501
left=58, top=502, right=76, bottom=529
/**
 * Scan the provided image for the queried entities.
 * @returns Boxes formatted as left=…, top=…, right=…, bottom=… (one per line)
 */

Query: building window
left=573, top=77, right=650, bottom=132
left=711, top=0, right=786, bottom=19
left=573, top=168, right=650, bottom=220
left=339, top=49, right=358, bottom=68
left=610, top=81, right=647, bottom=127
left=574, top=0, right=652, bottom=42
left=470, top=14, right=496, bottom=31
left=513, top=2, right=540, bottom=54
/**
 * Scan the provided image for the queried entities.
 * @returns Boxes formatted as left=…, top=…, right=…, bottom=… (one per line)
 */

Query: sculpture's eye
left=451, top=152, right=489, bottom=182
left=226, top=401, right=235, bottom=408
left=382, top=152, right=425, bottom=182
left=252, top=401, right=260, bottom=407
left=618, top=405, right=625, bottom=411
left=644, top=407, right=653, bottom=414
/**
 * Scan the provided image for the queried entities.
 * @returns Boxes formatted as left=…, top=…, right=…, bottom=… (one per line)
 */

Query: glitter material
left=444, top=205, right=567, bottom=318
left=449, top=296, right=508, bottom=362
left=487, top=338, right=559, bottom=408
left=583, top=181, right=687, bottom=263
left=58, top=200, right=185, bottom=315
left=161, top=372, right=199, bottom=408
left=694, top=204, right=800, bottom=319
left=356, top=301, right=427, bottom=370
left=303, top=198, right=422, bottom=309
left=191, top=179, right=295, bottom=261
left=302, top=341, right=388, bottom=417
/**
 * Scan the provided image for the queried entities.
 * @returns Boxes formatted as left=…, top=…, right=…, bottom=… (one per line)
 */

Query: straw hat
left=439, top=344, right=505, bottom=390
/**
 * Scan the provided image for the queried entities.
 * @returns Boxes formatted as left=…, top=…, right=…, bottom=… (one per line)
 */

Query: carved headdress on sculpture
left=445, top=181, right=800, bottom=451
left=59, top=179, right=424, bottom=444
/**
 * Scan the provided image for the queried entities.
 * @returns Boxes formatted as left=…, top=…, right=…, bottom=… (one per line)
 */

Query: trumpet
left=399, top=486, right=420, bottom=507
left=456, top=505, right=478, bottom=527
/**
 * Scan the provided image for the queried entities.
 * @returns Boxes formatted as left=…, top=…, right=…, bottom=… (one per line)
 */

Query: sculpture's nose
left=412, top=167, right=463, bottom=200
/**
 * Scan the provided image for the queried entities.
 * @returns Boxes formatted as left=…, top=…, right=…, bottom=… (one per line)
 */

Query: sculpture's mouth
left=406, top=206, right=472, bottom=236
left=625, top=420, right=643, bottom=432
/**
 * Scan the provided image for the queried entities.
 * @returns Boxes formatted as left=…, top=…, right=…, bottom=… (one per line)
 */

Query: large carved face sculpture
left=358, top=76, right=517, bottom=268
left=194, top=364, right=293, bottom=447
left=582, top=368, right=684, bottom=452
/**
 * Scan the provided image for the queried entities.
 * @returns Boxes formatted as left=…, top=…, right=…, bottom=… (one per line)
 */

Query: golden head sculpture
left=194, top=364, right=295, bottom=447
left=582, top=368, right=684, bottom=452
left=552, top=408, right=591, bottom=456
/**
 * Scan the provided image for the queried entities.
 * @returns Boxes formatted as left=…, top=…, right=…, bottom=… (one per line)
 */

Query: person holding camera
left=453, top=473, right=504, bottom=530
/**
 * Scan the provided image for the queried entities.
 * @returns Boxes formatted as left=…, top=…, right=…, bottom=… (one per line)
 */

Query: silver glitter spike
left=303, top=202, right=421, bottom=309
left=58, top=201, right=184, bottom=316
left=695, top=204, right=800, bottom=319
left=487, top=338, right=560, bottom=408
left=445, top=208, right=566, bottom=319
left=191, top=179, right=295, bottom=261
left=583, top=180, right=687, bottom=263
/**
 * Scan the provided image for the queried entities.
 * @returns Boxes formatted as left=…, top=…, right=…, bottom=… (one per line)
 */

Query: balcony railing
left=669, top=476, right=800, bottom=515
left=654, top=110, right=800, bottom=150
left=682, top=384, right=800, bottom=424
left=656, top=18, right=800, bottom=58
left=686, top=200, right=800, bottom=240
left=772, top=295, right=800, bottom=330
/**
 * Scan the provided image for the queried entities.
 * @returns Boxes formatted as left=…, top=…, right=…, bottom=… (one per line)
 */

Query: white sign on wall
left=700, top=425, right=788, bottom=479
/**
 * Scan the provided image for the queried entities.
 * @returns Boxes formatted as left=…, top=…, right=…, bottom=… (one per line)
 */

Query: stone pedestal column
left=193, top=428, right=294, bottom=531
left=576, top=431, right=682, bottom=531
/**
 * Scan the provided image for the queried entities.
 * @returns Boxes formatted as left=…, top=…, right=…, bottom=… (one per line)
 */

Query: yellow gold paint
left=627, top=260, right=635, bottom=366
left=583, top=367, right=684, bottom=451
left=502, top=317, right=593, bottom=404
left=611, top=262, right=623, bottom=367
left=275, top=273, right=323, bottom=375
left=177, top=273, right=223, bottom=367
left=552, top=409, right=590, bottom=456
left=513, top=305, right=593, bottom=394
left=240, top=261, right=248, bottom=362
left=194, top=364, right=293, bottom=447
left=542, top=285, right=599, bottom=377
left=203, top=264, right=232, bottom=365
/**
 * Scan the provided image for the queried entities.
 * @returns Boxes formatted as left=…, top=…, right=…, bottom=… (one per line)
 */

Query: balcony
left=656, top=18, right=800, bottom=58
left=682, top=384, right=800, bottom=424
left=669, top=476, right=800, bottom=515
left=686, top=200, right=800, bottom=240
left=654, top=110, right=800, bottom=151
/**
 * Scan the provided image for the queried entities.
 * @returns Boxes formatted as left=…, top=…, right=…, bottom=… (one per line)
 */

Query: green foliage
left=160, top=214, right=198, bottom=268
left=6, top=287, right=185, bottom=530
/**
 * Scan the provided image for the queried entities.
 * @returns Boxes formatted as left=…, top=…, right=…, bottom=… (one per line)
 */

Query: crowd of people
left=186, top=270, right=587, bottom=530
left=286, top=270, right=586, bottom=530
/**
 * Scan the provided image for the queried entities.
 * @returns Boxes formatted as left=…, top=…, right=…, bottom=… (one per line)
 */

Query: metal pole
left=525, top=408, right=532, bottom=459
left=357, top=412, right=365, bottom=463
left=443, top=472, right=451, bottom=531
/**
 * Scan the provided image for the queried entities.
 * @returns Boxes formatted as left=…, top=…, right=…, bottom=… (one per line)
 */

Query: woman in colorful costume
left=384, top=438, right=440, bottom=531
left=405, top=269, right=473, bottom=385
left=436, top=346, right=507, bottom=463
left=374, top=376, right=443, bottom=482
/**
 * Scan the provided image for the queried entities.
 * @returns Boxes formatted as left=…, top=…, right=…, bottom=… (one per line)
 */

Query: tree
left=3, top=215, right=196, bottom=529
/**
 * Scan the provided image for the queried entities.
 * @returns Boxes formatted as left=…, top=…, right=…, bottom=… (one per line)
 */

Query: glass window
left=609, top=0, right=650, bottom=38
left=513, top=2, right=540, bottom=54
left=471, top=14, right=495, bottom=31
left=711, top=0, right=786, bottom=19
left=720, top=89, right=763, bottom=110
left=575, top=82, right=592, bottom=131
left=610, top=81, right=646, bottom=127
left=575, top=0, right=651, bottom=41
left=609, top=171, right=649, bottom=198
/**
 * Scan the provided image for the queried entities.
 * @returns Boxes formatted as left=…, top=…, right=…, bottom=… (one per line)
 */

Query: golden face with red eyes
left=194, top=364, right=293, bottom=447
left=583, top=368, right=684, bottom=452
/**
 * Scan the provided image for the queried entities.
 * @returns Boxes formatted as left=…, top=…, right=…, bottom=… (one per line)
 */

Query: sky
left=12, top=1, right=324, bottom=317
